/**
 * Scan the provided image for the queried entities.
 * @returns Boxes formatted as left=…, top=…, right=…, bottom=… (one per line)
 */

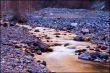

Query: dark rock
left=46, top=48, right=53, bottom=52
left=94, top=48, right=101, bottom=52
left=41, top=60, right=47, bottom=66
left=26, top=41, right=49, bottom=52
left=37, top=60, right=41, bottom=63
left=78, top=52, right=91, bottom=60
left=86, top=46, right=90, bottom=48
left=37, top=60, right=46, bottom=66
left=64, top=43, right=70, bottom=46
left=74, top=36, right=84, bottom=41
left=25, top=49, right=34, bottom=57
left=14, top=45, right=21, bottom=48
left=90, top=52, right=100, bottom=60
left=97, top=44, right=107, bottom=50
left=100, top=45, right=107, bottom=50
left=10, top=22, right=16, bottom=26
left=3, top=23, right=8, bottom=27
left=100, top=53, right=109, bottom=60
left=89, top=48, right=94, bottom=50
left=75, top=49, right=86, bottom=55
left=36, top=50, right=42, bottom=55
left=34, top=29, right=40, bottom=32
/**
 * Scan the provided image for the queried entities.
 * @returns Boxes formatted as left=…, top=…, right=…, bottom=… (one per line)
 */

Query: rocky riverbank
left=0, top=22, right=50, bottom=73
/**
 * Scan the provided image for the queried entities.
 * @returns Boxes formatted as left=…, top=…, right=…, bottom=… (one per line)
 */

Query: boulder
left=73, top=36, right=85, bottom=41
left=33, top=42, right=49, bottom=52
left=100, top=53, right=109, bottom=60
left=90, top=52, right=100, bottom=60
left=78, top=52, right=91, bottom=60
left=27, top=41, right=49, bottom=52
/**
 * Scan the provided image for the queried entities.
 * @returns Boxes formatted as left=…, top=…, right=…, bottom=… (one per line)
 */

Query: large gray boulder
left=78, top=52, right=91, bottom=60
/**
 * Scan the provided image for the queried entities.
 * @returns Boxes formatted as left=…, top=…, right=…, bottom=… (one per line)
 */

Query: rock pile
left=0, top=23, right=50, bottom=72
left=75, top=48, right=110, bottom=62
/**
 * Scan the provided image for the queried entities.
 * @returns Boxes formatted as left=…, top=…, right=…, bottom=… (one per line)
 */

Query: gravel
left=0, top=25, right=50, bottom=73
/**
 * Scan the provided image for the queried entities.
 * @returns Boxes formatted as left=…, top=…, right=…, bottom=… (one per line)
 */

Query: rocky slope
left=0, top=22, right=50, bottom=73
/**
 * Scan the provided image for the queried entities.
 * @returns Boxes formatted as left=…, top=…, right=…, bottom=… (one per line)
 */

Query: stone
left=36, top=50, right=42, bottom=55
left=34, top=29, right=40, bottom=32
left=75, top=49, right=87, bottom=55
left=100, top=53, right=109, bottom=60
left=90, top=52, right=100, bottom=60
left=94, top=48, right=101, bottom=52
left=3, top=23, right=8, bottom=27
left=73, top=36, right=84, bottom=41
left=41, top=60, right=46, bottom=66
left=94, top=58, right=101, bottom=62
left=71, top=23, right=78, bottom=27
left=78, top=52, right=91, bottom=60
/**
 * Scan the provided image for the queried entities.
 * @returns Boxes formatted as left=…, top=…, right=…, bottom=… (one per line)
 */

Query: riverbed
left=18, top=24, right=109, bottom=72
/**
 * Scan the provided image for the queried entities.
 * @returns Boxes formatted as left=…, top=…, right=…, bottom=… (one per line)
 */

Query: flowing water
left=18, top=24, right=109, bottom=72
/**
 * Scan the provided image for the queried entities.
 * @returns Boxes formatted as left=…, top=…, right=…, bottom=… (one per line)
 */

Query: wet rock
left=32, top=42, right=49, bottom=52
left=73, top=36, right=85, bottom=41
left=41, top=60, right=46, bottom=66
left=94, top=48, right=101, bottom=52
left=37, top=60, right=47, bottom=66
left=26, top=41, right=49, bottom=52
left=100, top=45, right=107, bottom=50
left=89, top=48, right=94, bottom=50
left=78, top=52, right=91, bottom=60
left=36, top=50, right=42, bottom=55
left=90, top=52, right=100, bottom=60
left=100, top=53, right=109, bottom=60
left=64, top=43, right=70, bottom=47
left=25, top=49, right=34, bottom=57
left=54, top=33, right=60, bottom=35
left=34, top=29, right=40, bottom=32
left=75, top=49, right=86, bottom=55
left=96, top=44, right=107, bottom=50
